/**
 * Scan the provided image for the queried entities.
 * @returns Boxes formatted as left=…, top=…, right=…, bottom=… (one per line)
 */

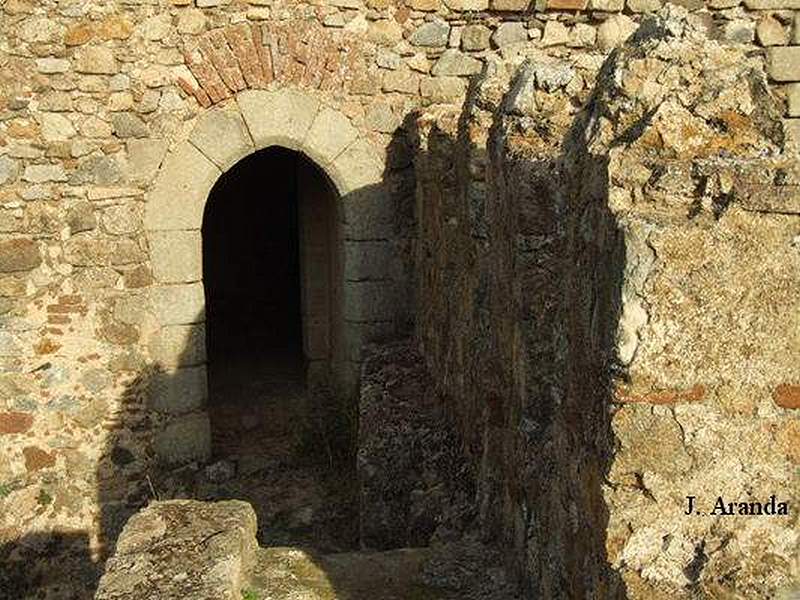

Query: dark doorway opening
left=200, top=146, right=355, bottom=551
left=204, top=147, right=305, bottom=406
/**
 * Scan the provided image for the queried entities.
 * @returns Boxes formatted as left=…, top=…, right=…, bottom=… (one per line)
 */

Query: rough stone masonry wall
left=0, top=0, right=798, bottom=597
left=414, top=6, right=798, bottom=599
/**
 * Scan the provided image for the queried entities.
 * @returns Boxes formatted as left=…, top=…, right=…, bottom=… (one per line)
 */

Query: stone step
left=247, top=546, right=444, bottom=600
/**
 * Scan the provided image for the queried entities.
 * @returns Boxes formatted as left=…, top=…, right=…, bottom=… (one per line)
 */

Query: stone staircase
left=95, top=500, right=517, bottom=600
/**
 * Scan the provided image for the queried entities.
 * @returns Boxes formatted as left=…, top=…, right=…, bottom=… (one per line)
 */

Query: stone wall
left=0, top=0, right=799, bottom=597
left=413, top=6, right=798, bottom=598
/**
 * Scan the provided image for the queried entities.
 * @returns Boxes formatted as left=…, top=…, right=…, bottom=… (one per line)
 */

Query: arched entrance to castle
left=202, top=146, right=341, bottom=457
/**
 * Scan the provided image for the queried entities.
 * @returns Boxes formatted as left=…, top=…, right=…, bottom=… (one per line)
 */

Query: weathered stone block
left=111, top=112, right=148, bottom=139
left=126, top=138, right=168, bottom=184
left=304, top=107, right=359, bottom=168
left=237, top=90, right=320, bottom=152
left=22, top=164, right=67, bottom=183
left=96, top=500, right=257, bottom=599
left=151, top=283, right=205, bottom=325
left=768, top=47, right=800, bottom=82
left=149, top=323, right=206, bottom=367
left=461, top=24, right=491, bottom=50
left=144, top=142, right=221, bottom=231
left=149, top=366, right=208, bottom=414
left=344, top=240, right=394, bottom=281
left=431, top=49, right=482, bottom=76
left=331, top=141, right=384, bottom=194
left=420, top=76, right=468, bottom=101
left=189, top=106, right=253, bottom=171
left=154, top=413, right=211, bottom=464
left=75, top=46, right=118, bottom=74
left=788, top=83, right=800, bottom=117
left=0, top=411, right=34, bottom=434
left=0, top=239, right=41, bottom=273
left=444, top=0, right=490, bottom=8
left=492, top=22, right=527, bottom=47
left=744, top=0, right=800, bottom=8
left=383, top=69, right=420, bottom=94
left=343, top=280, right=396, bottom=321
left=490, top=0, right=530, bottom=8
left=409, top=19, right=450, bottom=47
left=148, top=230, right=202, bottom=283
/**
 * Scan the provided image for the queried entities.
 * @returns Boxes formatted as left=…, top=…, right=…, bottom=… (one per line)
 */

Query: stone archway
left=145, top=89, right=388, bottom=464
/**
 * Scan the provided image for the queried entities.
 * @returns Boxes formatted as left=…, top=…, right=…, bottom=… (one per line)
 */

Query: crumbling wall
left=1, top=0, right=799, bottom=597
left=414, top=6, right=798, bottom=598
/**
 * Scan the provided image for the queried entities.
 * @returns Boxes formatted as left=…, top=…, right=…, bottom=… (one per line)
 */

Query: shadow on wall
left=406, top=63, right=629, bottom=597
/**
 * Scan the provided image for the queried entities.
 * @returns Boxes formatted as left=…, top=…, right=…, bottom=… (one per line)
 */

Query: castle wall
left=0, top=0, right=798, bottom=597
left=413, top=7, right=798, bottom=598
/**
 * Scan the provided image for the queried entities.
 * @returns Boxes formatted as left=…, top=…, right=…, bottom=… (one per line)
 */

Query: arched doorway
left=202, top=146, right=341, bottom=460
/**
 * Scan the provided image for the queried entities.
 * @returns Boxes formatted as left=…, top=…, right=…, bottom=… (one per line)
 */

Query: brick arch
left=177, top=22, right=364, bottom=108
left=145, top=91, right=388, bottom=464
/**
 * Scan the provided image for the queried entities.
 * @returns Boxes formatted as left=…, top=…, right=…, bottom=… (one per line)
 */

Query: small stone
left=376, top=48, right=401, bottom=70
left=596, top=14, right=637, bottom=50
left=365, top=103, right=400, bottom=133
left=0, top=411, right=34, bottom=434
left=723, top=19, right=755, bottom=43
left=40, top=113, right=77, bottom=141
left=205, top=459, right=236, bottom=483
left=368, top=19, right=403, bottom=46
left=39, top=91, right=73, bottom=112
left=112, top=113, right=149, bottom=139
left=626, top=0, right=661, bottom=10
left=541, top=21, right=569, bottom=46
left=462, top=24, right=491, bottom=51
left=420, top=75, right=467, bottom=101
left=75, top=47, right=118, bottom=75
left=443, top=0, right=489, bottom=8
left=67, top=202, right=97, bottom=233
left=141, top=14, right=172, bottom=41
left=756, top=15, right=788, bottom=46
left=109, top=74, right=131, bottom=91
left=0, top=157, right=20, bottom=186
left=492, top=22, right=527, bottom=47
left=65, top=23, right=94, bottom=46
left=126, top=139, right=168, bottom=183
left=96, top=15, right=133, bottom=40
left=768, top=47, right=800, bottom=82
left=431, top=49, right=483, bottom=76
left=490, top=0, right=528, bottom=8
left=177, top=9, right=206, bottom=35
left=19, top=16, right=65, bottom=43
left=23, top=164, right=68, bottom=183
left=409, top=18, right=450, bottom=47
left=409, top=0, right=440, bottom=8
left=23, top=446, right=56, bottom=471
left=102, top=204, right=141, bottom=235
left=108, top=92, right=135, bottom=112
left=534, top=61, right=575, bottom=91
left=36, top=58, right=71, bottom=74
left=787, top=83, right=800, bottom=117
left=588, top=0, right=624, bottom=9
left=567, top=22, right=596, bottom=47
left=382, top=69, right=420, bottom=94
left=79, top=115, right=113, bottom=138
left=0, top=239, right=41, bottom=272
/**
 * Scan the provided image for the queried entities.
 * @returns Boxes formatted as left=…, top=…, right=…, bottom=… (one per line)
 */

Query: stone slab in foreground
left=95, top=500, right=257, bottom=600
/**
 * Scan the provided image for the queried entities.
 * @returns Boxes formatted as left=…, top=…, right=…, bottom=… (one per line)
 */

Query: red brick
left=774, top=384, right=800, bottom=409
left=0, top=412, right=33, bottom=434
left=23, top=446, right=55, bottom=472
